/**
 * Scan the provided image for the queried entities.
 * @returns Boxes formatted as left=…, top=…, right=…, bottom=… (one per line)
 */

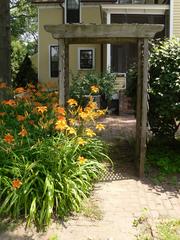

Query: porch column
left=64, top=42, right=69, bottom=104
left=58, top=39, right=65, bottom=106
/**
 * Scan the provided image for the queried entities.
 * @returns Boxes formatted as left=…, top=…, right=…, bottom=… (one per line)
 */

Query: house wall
left=173, top=0, right=180, bottom=37
left=38, top=5, right=102, bottom=87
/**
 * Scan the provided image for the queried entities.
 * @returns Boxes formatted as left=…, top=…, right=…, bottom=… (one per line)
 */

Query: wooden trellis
left=45, top=23, right=163, bottom=177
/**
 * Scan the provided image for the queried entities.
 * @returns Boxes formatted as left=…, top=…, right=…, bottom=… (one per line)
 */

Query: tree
left=0, top=0, right=11, bottom=97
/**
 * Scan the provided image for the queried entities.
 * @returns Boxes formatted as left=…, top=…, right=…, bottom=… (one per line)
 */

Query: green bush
left=149, top=38, right=180, bottom=140
left=126, top=38, right=180, bottom=140
left=70, top=72, right=116, bottom=106
left=0, top=85, right=109, bottom=230
left=147, top=139, right=180, bottom=174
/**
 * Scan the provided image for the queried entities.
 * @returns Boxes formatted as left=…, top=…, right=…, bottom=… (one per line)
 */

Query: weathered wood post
left=136, top=38, right=149, bottom=178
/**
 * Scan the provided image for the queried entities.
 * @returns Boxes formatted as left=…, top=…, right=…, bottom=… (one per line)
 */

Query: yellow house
left=31, top=0, right=179, bottom=89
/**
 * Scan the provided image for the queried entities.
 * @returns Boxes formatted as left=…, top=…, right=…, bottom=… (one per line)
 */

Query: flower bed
left=0, top=83, right=109, bottom=230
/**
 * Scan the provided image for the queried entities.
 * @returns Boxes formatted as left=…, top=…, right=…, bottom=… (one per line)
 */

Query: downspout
left=169, top=0, right=174, bottom=38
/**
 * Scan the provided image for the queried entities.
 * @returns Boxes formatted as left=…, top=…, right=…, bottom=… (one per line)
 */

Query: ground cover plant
left=0, top=83, right=109, bottom=230
left=146, top=139, right=180, bottom=176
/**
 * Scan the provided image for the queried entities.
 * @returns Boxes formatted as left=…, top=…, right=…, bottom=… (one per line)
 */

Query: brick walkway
left=57, top=115, right=180, bottom=240
left=1, top=115, right=179, bottom=240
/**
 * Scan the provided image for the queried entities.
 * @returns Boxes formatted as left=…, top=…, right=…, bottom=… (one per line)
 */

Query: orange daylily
left=2, top=99, right=16, bottom=107
left=90, top=85, right=99, bottom=94
left=0, top=112, right=6, bottom=117
left=29, top=120, right=35, bottom=125
left=55, top=107, right=65, bottom=116
left=18, top=128, right=28, bottom=137
left=14, top=87, right=25, bottom=94
left=12, top=179, right=22, bottom=189
left=0, top=82, right=7, bottom=89
left=85, top=128, right=96, bottom=137
left=78, top=156, right=86, bottom=165
left=77, top=137, right=86, bottom=146
left=36, top=106, right=47, bottom=114
left=55, top=119, right=67, bottom=131
left=67, top=98, right=78, bottom=106
left=16, top=115, right=26, bottom=122
left=96, top=123, right=105, bottom=131
left=67, top=127, right=76, bottom=135
left=4, top=133, right=14, bottom=144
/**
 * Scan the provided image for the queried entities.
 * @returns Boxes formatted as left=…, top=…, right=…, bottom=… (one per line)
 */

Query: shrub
left=126, top=38, right=180, bottom=140
left=69, top=72, right=116, bottom=106
left=149, top=38, right=180, bottom=140
left=147, top=139, right=180, bottom=174
left=14, top=54, right=38, bottom=88
left=0, top=84, right=109, bottom=230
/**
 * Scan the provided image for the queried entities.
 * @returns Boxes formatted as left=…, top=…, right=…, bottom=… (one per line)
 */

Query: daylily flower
left=90, top=85, right=99, bottom=94
left=36, top=106, right=47, bottom=114
left=55, top=119, right=67, bottom=131
left=96, top=123, right=105, bottom=131
left=77, top=137, right=86, bottom=146
left=0, top=112, right=6, bottom=117
left=78, top=156, right=86, bottom=165
left=4, top=133, right=14, bottom=144
left=16, top=115, right=26, bottom=122
left=12, top=179, right=22, bottom=189
left=67, top=98, right=78, bottom=106
left=55, top=107, right=65, bottom=116
left=18, top=127, right=28, bottom=137
left=85, top=128, right=96, bottom=137
left=14, top=87, right=25, bottom=94
left=0, top=82, right=7, bottom=89
left=67, top=127, right=76, bottom=135
left=2, top=99, right=16, bottom=107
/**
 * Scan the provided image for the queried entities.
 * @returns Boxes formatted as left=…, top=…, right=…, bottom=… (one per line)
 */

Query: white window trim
left=49, top=44, right=59, bottom=79
left=78, top=47, right=95, bottom=70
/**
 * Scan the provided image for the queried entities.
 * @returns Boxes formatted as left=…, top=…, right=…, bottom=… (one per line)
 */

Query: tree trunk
left=0, top=0, right=11, bottom=99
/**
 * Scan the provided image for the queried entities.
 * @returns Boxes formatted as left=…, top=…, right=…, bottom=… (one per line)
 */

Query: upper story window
left=78, top=48, right=95, bottom=70
left=50, top=45, right=59, bottom=78
left=66, top=0, right=80, bottom=23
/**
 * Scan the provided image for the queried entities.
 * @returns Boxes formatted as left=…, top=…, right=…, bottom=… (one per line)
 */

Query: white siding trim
left=170, top=0, right=174, bottom=38
left=106, top=12, right=111, bottom=72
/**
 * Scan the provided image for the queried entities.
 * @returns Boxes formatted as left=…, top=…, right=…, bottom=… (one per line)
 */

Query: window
left=50, top=45, right=59, bottom=78
left=66, top=0, right=80, bottom=23
left=78, top=48, right=95, bottom=70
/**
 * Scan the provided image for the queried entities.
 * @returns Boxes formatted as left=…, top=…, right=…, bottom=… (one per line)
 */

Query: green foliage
left=0, top=86, right=109, bottom=230
left=157, top=219, right=180, bottom=240
left=126, top=38, right=180, bottom=140
left=147, top=139, right=180, bottom=174
left=149, top=38, right=180, bottom=140
left=70, top=72, right=116, bottom=106
left=14, top=55, right=38, bottom=87
left=11, top=39, right=27, bottom=82
left=10, top=0, right=38, bottom=44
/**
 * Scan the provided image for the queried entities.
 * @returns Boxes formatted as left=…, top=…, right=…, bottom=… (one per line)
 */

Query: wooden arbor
left=45, top=23, right=163, bottom=177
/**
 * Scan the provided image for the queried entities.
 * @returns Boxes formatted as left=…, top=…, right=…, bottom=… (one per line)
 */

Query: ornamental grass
left=0, top=84, right=110, bottom=230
